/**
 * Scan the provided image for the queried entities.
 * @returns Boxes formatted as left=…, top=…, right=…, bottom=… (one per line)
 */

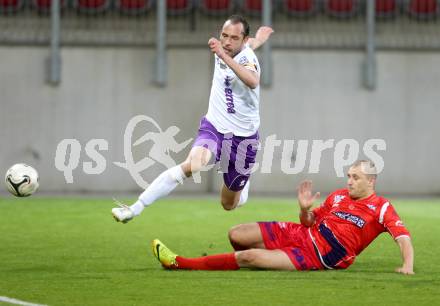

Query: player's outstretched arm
left=208, top=37, right=260, bottom=89
left=395, top=236, right=415, bottom=275
left=297, top=180, right=320, bottom=227
left=248, top=26, right=274, bottom=50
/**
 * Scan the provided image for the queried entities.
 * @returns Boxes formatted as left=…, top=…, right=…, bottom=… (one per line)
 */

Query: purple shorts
left=192, top=117, right=259, bottom=192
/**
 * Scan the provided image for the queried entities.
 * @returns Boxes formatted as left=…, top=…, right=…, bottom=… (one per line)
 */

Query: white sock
left=130, top=165, right=186, bottom=216
left=237, top=180, right=250, bottom=207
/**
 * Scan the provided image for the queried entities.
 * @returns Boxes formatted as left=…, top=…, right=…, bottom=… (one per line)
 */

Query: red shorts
left=258, top=222, right=323, bottom=271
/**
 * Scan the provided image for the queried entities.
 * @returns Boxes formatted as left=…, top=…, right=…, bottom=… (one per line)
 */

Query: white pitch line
left=0, top=296, right=47, bottom=306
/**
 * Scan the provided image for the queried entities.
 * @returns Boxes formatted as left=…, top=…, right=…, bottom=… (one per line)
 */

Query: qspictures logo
left=54, top=115, right=386, bottom=188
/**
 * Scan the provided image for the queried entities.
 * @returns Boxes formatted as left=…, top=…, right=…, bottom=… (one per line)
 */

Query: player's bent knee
left=221, top=192, right=239, bottom=211
left=228, top=225, right=242, bottom=243
left=181, top=158, right=206, bottom=176
left=189, top=161, right=203, bottom=174
left=221, top=198, right=237, bottom=211
left=180, top=161, right=193, bottom=177
left=228, top=225, right=252, bottom=251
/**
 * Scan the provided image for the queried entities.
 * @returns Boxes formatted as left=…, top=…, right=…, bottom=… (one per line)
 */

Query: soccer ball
left=5, top=163, right=39, bottom=197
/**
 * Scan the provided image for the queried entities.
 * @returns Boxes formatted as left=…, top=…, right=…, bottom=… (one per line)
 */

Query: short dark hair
left=226, top=15, right=250, bottom=37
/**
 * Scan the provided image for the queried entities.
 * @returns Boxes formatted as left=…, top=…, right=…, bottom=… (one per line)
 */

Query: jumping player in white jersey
left=112, top=16, right=274, bottom=223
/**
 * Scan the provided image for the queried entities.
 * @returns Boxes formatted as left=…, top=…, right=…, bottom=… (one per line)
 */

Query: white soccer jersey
left=205, top=45, right=260, bottom=137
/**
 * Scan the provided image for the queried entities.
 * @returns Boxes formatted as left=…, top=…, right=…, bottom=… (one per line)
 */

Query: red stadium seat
left=116, top=0, right=152, bottom=14
left=325, top=0, right=360, bottom=17
left=31, top=0, right=67, bottom=13
left=167, top=0, right=193, bottom=14
left=283, top=0, right=319, bottom=17
left=242, top=0, right=262, bottom=15
left=200, top=0, right=234, bottom=15
left=407, top=0, right=439, bottom=18
left=246, top=0, right=262, bottom=10
left=73, top=0, right=111, bottom=14
left=0, top=0, right=24, bottom=13
left=375, top=0, right=398, bottom=18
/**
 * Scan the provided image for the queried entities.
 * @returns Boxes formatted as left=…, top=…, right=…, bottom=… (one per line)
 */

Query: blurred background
left=0, top=0, right=439, bottom=196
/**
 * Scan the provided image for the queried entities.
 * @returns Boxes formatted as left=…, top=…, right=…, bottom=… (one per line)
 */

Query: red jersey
left=309, top=189, right=410, bottom=269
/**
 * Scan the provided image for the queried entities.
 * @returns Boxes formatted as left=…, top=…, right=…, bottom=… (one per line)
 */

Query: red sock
left=175, top=253, right=239, bottom=270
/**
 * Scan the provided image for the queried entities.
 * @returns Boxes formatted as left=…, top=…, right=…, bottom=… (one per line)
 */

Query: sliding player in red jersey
left=152, top=160, right=414, bottom=274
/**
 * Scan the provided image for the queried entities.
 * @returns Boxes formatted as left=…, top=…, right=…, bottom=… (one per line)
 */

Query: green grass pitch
left=0, top=197, right=439, bottom=306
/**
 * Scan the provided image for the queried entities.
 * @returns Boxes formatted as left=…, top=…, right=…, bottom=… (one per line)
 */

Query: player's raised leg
left=220, top=180, right=250, bottom=210
left=112, top=146, right=212, bottom=223
left=219, top=132, right=259, bottom=210
left=220, top=184, right=241, bottom=210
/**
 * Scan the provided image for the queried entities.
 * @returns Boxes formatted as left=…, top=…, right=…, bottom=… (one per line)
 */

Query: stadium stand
left=0, top=0, right=438, bottom=20
left=0, top=0, right=439, bottom=49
